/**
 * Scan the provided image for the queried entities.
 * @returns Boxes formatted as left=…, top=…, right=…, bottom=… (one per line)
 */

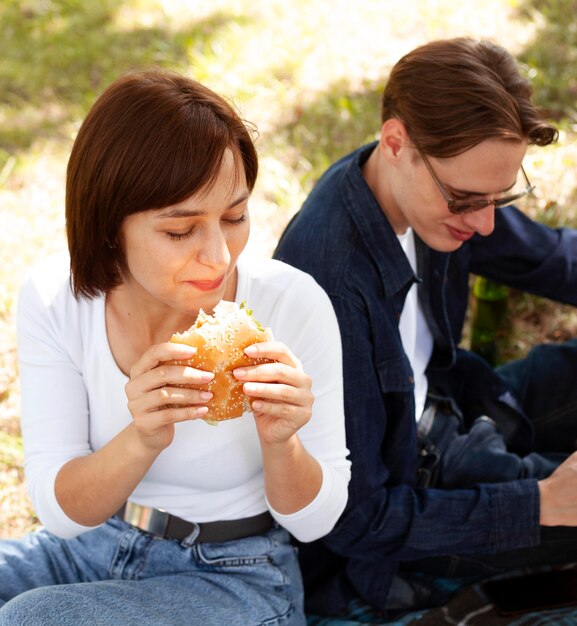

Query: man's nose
left=463, top=204, right=495, bottom=237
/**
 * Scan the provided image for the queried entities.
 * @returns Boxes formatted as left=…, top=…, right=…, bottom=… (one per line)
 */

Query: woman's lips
left=186, top=275, right=225, bottom=292
left=447, top=225, right=475, bottom=242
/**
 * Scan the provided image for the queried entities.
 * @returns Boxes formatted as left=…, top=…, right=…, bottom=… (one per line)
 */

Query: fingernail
left=251, top=401, right=263, bottom=411
left=196, top=406, right=209, bottom=416
left=199, top=371, right=214, bottom=381
left=244, top=345, right=257, bottom=356
left=234, top=368, right=246, bottom=379
left=199, top=391, right=213, bottom=401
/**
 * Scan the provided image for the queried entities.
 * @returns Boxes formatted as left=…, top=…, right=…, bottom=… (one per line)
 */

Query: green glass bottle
left=470, top=277, right=509, bottom=366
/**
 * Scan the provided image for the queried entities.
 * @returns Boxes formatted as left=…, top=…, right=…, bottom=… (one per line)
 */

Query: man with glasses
left=274, top=37, right=577, bottom=621
left=419, top=152, right=534, bottom=214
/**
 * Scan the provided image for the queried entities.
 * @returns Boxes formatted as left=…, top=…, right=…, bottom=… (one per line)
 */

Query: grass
left=1, top=0, right=577, bottom=537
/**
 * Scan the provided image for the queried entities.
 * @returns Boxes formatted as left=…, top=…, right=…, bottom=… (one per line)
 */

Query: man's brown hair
left=381, top=37, right=558, bottom=157
left=66, top=69, right=258, bottom=298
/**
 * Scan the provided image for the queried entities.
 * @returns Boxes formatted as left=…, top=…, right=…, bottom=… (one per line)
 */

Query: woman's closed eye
left=167, top=228, right=195, bottom=241
left=224, top=214, right=248, bottom=226
left=166, top=213, right=247, bottom=240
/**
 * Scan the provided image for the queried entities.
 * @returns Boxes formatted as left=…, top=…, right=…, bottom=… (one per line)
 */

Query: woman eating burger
left=0, top=69, right=350, bottom=626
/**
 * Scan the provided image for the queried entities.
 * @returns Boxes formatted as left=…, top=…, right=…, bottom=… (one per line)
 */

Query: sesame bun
left=169, top=300, right=272, bottom=423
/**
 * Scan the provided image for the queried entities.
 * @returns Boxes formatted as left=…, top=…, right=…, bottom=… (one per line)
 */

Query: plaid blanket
left=403, top=582, right=577, bottom=625
left=307, top=572, right=577, bottom=625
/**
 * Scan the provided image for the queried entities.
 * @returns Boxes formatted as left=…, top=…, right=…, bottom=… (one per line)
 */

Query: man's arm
left=319, top=291, right=541, bottom=562
left=470, top=205, right=577, bottom=304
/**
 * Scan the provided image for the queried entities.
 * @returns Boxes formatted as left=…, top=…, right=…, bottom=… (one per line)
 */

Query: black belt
left=116, top=502, right=274, bottom=543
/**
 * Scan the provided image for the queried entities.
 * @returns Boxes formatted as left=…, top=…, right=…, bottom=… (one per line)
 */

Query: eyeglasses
left=419, top=151, right=535, bottom=215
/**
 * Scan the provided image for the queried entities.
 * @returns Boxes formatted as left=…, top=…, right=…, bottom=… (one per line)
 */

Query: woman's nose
left=197, top=227, right=231, bottom=269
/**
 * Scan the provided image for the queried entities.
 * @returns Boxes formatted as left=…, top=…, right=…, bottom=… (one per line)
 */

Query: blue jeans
left=398, top=339, right=577, bottom=609
left=0, top=516, right=305, bottom=625
left=418, top=339, right=577, bottom=490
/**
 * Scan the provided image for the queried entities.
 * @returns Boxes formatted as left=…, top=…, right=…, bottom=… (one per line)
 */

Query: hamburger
left=169, top=300, right=272, bottom=423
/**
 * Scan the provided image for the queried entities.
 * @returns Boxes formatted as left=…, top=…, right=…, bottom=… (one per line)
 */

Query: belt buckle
left=123, top=502, right=169, bottom=537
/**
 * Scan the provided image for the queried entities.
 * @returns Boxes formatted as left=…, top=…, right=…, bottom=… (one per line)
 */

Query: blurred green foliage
left=273, top=79, right=382, bottom=190
left=517, top=0, right=577, bottom=120
left=0, top=0, right=234, bottom=153
left=1, top=0, right=576, bottom=211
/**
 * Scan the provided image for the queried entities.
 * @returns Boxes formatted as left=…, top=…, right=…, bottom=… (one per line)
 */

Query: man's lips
left=446, top=225, right=475, bottom=242
left=186, top=275, right=225, bottom=291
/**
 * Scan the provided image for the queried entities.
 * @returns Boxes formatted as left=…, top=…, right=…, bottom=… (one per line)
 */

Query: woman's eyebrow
left=156, top=208, right=205, bottom=219
left=155, top=192, right=250, bottom=219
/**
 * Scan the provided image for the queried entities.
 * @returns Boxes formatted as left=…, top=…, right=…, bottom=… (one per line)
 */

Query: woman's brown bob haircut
left=66, top=69, right=258, bottom=299
left=381, top=37, right=558, bottom=157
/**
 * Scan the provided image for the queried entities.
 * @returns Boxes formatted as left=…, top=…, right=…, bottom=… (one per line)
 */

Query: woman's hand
left=125, top=342, right=215, bottom=452
left=233, top=339, right=314, bottom=446
left=55, top=342, right=214, bottom=527
left=234, top=337, right=321, bottom=514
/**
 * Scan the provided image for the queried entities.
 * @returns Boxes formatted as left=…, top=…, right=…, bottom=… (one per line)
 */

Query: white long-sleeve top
left=17, top=253, right=351, bottom=542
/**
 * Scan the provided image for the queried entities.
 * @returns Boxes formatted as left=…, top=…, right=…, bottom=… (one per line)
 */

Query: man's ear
left=378, top=118, right=410, bottom=161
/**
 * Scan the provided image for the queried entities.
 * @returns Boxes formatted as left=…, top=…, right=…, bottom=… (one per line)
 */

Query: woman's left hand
left=233, top=340, right=313, bottom=446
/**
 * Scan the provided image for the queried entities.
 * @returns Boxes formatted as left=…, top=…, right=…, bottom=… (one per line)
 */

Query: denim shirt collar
left=341, top=143, right=418, bottom=298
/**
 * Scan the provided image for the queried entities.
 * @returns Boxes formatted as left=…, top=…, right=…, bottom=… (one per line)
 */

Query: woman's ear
left=378, top=118, right=410, bottom=161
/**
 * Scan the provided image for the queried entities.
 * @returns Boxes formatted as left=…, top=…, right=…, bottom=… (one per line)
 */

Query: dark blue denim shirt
left=274, top=143, right=577, bottom=617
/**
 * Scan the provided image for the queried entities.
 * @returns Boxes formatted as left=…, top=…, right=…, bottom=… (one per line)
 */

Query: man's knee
left=441, top=417, right=524, bottom=487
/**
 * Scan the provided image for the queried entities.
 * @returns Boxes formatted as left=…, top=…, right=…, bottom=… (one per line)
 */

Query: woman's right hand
left=54, top=342, right=214, bottom=527
left=125, top=342, right=214, bottom=452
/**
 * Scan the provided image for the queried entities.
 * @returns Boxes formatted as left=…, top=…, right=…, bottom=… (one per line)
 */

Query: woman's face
left=119, top=149, right=250, bottom=315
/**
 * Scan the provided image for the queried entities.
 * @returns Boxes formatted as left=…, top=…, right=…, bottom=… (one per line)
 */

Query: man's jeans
left=394, top=339, right=577, bottom=611
left=0, top=516, right=305, bottom=625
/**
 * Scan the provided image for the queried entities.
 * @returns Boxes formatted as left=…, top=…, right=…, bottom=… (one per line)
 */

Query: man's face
left=392, top=138, right=528, bottom=252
